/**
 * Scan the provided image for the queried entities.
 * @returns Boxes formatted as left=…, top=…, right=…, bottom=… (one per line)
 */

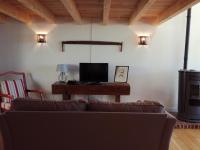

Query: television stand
left=52, top=82, right=130, bottom=102
left=85, top=82, right=102, bottom=85
left=67, top=80, right=80, bottom=85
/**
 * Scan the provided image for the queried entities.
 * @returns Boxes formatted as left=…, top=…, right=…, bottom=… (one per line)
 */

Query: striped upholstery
left=0, top=79, right=26, bottom=110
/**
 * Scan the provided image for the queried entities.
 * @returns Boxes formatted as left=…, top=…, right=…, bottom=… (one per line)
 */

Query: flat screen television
left=79, top=63, right=108, bottom=83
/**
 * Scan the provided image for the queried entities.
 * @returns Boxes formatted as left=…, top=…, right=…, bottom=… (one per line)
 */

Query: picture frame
left=114, top=66, right=129, bottom=83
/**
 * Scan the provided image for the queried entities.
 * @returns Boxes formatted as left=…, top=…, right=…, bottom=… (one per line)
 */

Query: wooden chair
left=0, top=71, right=44, bottom=111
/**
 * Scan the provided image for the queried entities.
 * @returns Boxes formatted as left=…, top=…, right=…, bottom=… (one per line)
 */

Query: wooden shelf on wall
left=61, top=41, right=123, bottom=52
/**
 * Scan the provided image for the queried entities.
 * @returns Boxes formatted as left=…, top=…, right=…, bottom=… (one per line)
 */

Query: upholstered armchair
left=0, top=71, right=44, bottom=111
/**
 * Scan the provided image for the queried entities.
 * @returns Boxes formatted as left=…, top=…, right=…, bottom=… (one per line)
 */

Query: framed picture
left=114, top=66, right=129, bottom=83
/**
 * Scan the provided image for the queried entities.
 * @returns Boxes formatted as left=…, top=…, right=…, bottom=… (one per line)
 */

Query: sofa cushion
left=87, top=100, right=164, bottom=113
left=10, top=98, right=87, bottom=111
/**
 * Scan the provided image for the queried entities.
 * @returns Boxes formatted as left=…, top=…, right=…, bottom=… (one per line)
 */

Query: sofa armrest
left=159, top=111, right=176, bottom=150
left=0, top=129, right=4, bottom=150
left=0, top=115, right=12, bottom=150
left=164, top=110, right=177, bottom=120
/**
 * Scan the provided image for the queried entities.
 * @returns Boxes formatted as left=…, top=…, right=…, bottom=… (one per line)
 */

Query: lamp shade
left=56, top=64, right=68, bottom=72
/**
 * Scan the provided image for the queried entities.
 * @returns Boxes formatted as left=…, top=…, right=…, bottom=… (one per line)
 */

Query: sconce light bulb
left=37, top=34, right=47, bottom=43
left=138, top=35, right=148, bottom=47
left=141, top=37, right=145, bottom=42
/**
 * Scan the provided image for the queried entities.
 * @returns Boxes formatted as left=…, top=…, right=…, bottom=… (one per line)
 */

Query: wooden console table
left=52, top=82, right=130, bottom=102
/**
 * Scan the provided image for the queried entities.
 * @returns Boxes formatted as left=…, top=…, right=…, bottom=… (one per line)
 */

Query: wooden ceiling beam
left=129, top=0, right=156, bottom=24
left=0, top=1, right=31, bottom=24
left=103, top=0, right=112, bottom=25
left=17, top=0, right=56, bottom=24
left=60, top=0, right=82, bottom=24
left=153, top=0, right=200, bottom=25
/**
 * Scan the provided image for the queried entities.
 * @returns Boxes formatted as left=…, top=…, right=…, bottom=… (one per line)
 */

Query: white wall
left=188, top=4, right=200, bottom=70
left=1, top=8, right=195, bottom=111
left=0, top=22, right=24, bottom=70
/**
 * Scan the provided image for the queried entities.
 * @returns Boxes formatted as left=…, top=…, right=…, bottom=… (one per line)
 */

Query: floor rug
left=171, top=112, right=200, bottom=129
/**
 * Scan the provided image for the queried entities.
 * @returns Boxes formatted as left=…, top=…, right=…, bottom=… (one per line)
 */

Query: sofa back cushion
left=87, top=100, right=164, bottom=113
left=10, top=98, right=87, bottom=111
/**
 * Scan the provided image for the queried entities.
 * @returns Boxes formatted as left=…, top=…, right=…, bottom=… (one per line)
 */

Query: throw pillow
left=10, top=98, right=87, bottom=111
left=87, top=100, right=164, bottom=113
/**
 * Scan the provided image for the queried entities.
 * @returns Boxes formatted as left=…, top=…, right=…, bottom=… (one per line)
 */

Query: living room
left=0, top=0, right=200, bottom=150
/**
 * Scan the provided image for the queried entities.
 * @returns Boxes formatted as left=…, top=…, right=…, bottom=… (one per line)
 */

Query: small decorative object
left=56, top=64, right=68, bottom=83
left=114, top=66, right=129, bottom=83
left=138, top=35, right=148, bottom=47
left=37, top=34, right=47, bottom=43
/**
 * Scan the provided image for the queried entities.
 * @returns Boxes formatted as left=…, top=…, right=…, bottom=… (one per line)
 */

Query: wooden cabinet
left=178, top=70, right=200, bottom=122
left=52, top=82, right=130, bottom=102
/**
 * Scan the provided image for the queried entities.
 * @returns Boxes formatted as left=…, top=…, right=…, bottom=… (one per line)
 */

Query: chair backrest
left=0, top=72, right=28, bottom=101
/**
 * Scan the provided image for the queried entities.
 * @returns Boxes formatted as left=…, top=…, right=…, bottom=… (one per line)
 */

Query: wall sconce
left=138, top=36, right=148, bottom=46
left=37, top=34, right=47, bottom=43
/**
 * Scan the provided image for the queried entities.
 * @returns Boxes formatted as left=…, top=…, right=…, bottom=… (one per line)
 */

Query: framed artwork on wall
left=114, top=66, right=129, bottom=83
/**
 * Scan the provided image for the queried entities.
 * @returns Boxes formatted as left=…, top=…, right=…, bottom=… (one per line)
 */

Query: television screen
left=79, top=63, right=108, bottom=83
